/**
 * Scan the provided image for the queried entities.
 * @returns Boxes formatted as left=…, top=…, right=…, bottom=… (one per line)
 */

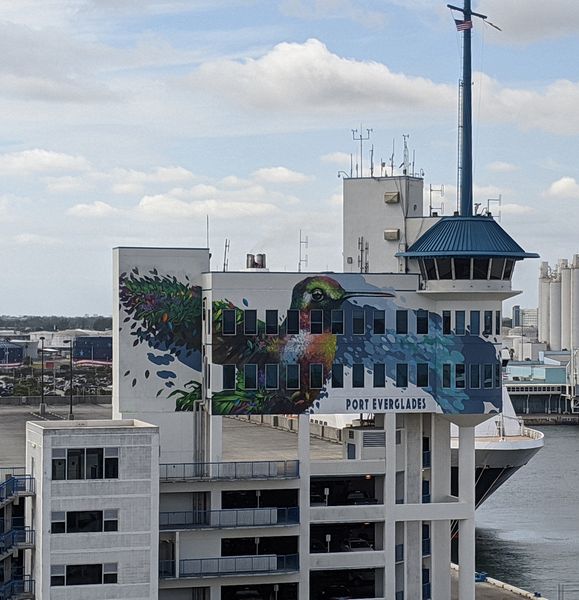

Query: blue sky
left=1, top=0, right=578, bottom=315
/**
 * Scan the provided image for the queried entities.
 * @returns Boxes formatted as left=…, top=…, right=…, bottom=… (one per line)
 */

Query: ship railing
left=159, top=553, right=299, bottom=579
left=159, top=460, right=299, bottom=481
left=159, top=507, right=299, bottom=530
left=0, top=576, right=35, bottom=600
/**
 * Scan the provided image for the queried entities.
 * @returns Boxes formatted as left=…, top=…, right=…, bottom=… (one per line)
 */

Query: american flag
left=455, top=19, right=473, bottom=31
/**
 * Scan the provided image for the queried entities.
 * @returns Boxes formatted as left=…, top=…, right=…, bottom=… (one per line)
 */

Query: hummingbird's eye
left=311, top=288, right=325, bottom=302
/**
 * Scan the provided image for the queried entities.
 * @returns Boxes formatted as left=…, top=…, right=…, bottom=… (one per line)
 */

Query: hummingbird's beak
left=343, top=290, right=395, bottom=300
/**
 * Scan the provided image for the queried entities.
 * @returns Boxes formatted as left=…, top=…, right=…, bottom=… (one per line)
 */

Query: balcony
left=160, top=507, right=299, bottom=530
left=0, top=577, right=35, bottom=600
left=0, top=528, right=35, bottom=559
left=0, top=477, right=35, bottom=508
left=159, top=554, right=299, bottom=579
left=160, top=460, right=299, bottom=482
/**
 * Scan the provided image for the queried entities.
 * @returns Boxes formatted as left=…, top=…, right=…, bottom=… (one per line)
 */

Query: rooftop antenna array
left=400, top=134, right=410, bottom=175
left=222, top=238, right=230, bottom=272
left=429, top=184, right=445, bottom=216
left=389, top=138, right=395, bottom=176
left=298, top=229, right=308, bottom=272
left=352, top=126, right=372, bottom=177
left=485, top=194, right=502, bottom=220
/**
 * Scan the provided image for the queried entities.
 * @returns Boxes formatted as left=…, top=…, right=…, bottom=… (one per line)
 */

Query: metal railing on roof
left=159, top=507, right=299, bottom=530
left=159, top=460, right=299, bottom=481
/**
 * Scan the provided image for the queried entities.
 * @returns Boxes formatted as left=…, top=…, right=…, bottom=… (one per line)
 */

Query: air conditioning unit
left=384, top=229, right=400, bottom=241
left=384, top=192, right=400, bottom=204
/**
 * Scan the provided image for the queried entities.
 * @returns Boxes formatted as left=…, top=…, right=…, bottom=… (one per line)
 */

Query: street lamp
left=63, top=340, right=74, bottom=420
left=39, top=336, right=46, bottom=416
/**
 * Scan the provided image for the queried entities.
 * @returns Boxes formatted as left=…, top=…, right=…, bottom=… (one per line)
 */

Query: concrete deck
left=451, top=568, right=545, bottom=599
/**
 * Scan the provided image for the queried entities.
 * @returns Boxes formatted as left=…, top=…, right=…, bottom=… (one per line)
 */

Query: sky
left=1, top=0, right=579, bottom=316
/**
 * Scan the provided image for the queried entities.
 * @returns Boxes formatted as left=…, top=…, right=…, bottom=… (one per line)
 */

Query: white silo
left=538, top=261, right=551, bottom=344
left=561, top=259, right=571, bottom=350
left=572, top=255, right=579, bottom=350
left=549, top=274, right=562, bottom=351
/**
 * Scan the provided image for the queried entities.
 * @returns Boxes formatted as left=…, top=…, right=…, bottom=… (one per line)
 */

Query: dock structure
left=451, top=565, right=547, bottom=599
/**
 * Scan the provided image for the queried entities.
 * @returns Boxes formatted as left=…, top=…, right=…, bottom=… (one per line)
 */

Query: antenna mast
left=298, top=229, right=308, bottom=272
left=352, top=126, right=372, bottom=177
left=222, top=238, right=230, bottom=272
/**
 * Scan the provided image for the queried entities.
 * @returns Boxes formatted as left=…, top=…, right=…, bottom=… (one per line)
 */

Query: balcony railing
left=160, top=507, right=299, bottom=530
left=159, top=460, right=299, bottom=482
left=0, top=477, right=35, bottom=505
left=0, top=576, right=35, bottom=600
left=0, top=528, right=35, bottom=555
left=159, top=554, right=299, bottom=579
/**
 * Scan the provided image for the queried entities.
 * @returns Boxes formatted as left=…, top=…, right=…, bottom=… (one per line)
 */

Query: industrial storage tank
left=561, top=259, right=571, bottom=350
left=538, top=261, right=551, bottom=344
left=572, top=255, right=579, bottom=350
left=549, top=275, right=562, bottom=351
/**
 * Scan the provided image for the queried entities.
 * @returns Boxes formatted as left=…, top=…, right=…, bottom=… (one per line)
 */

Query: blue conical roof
left=396, top=215, right=539, bottom=259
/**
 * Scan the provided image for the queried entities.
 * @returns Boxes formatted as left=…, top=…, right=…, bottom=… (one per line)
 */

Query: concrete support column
left=458, top=425, right=476, bottom=600
left=209, top=415, right=223, bottom=465
left=174, top=531, right=180, bottom=579
left=430, top=416, right=451, bottom=600
left=383, top=414, right=397, bottom=599
left=210, top=582, right=222, bottom=599
left=297, top=414, right=310, bottom=600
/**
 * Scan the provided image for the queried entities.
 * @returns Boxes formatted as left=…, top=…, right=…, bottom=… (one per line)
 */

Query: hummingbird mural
left=211, top=275, right=394, bottom=415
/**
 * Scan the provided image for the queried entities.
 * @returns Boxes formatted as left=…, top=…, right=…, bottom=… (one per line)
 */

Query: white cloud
left=68, top=201, right=119, bottom=218
left=0, top=149, right=91, bottom=175
left=478, top=0, right=579, bottom=43
left=13, top=233, right=63, bottom=246
left=45, top=176, right=92, bottom=194
left=487, top=161, right=518, bottom=173
left=321, top=152, right=351, bottom=167
left=109, top=166, right=195, bottom=195
left=545, top=176, right=579, bottom=199
left=500, top=203, right=535, bottom=216
left=188, top=39, right=455, bottom=116
left=252, top=166, right=313, bottom=184
left=279, top=0, right=387, bottom=29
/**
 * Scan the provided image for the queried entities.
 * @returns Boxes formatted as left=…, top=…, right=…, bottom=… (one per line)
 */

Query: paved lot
left=451, top=567, right=540, bottom=599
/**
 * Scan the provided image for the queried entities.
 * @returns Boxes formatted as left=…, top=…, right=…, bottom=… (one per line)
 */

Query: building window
left=396, top=310, right=408, bottom=334
left=373, top=363, right=385, bottom=387
left=495, top=311, right=501, bottom=335
left=483, top=364, right=493, bottom=388
left=244, top=310, right=257, bottom=335
left=416, top=363, right=429, bottom=388
left=67, top=449, right=84, bottom=480
left=286, top=364, right=300, bottom=390
left=473, top=258, right=490, bottom=279
left=495, top=363, right=502, bottom=388
left=86, top=448, right=104, bottom=479
left=310, top=364, right=323, bottom=389
left=52, top=449, right=66, bottom=480
left=503, top=259, right=515, bottom=280
left=51, top=563, right=117, bottom=587
left=455, top=311, right=466, bottom=336
left=352, top=364, right=365, bottom=388
left=54, top=448, right=118, bottom=481
left=332, top=364, right=344, bottom=388
left=456, top=364, right=466, bottom=389
left=352, top=309, right=365, bottom=335
left=470, top=311, right=480, bottom=336
left=51, top=512, right=66, bottom=534
left=331, top=310, right=344, bottom=334
left=416, top=310, right=429, bottom=335
left=104, top=448, right=119, bottom=479
left=396, top=363, right=408, bottom=388
left=286, top=310, right=299, bottom=334
left=265, top=310, right=278, bottom=335
left=223, top=365, right=236, bottom=390
left=490, top=258, right=505, bottom=280
left=310, top=309, right=323, bottom=334
left=442, top=364, right=451, bottom=388
left=437, top=258, right=452, bottom=279
left=423, top=258, right=437, bottom=280
left=265, top=364, right=278, bottom=390
left=66, top=511, right=103, bottom=533
left=373, top=310, right=386, bottom=335
left=244, top=364, right=257, bottom=390
left=454, top=258, right=471, bottom=279
left=442, top=311, right=451, bottom=335
left=483, top=311, right=493, bottom=336
left=222, top=309, right=236, bottom=336
left=470, top=364, right=480, bottom=389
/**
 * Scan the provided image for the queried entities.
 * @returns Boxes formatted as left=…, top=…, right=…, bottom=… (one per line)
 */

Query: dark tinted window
left=437, top=258, right=452, bottom=279
left=244, top=365, right=257, bottom=389
left=373, top=363, right=385, bottom=387
left=424, top=258, right=437, bottom=280
left=332, top=364, right=343, bottom=388
left=66, top=564, right=102, bottom=586
left=331, top=310, right=344, bottom=335
left=496, top=311, right=501, bottom=335
left=67, top=511, right=103, bottom=533
left=456, top=364, right=466, bottom=389
left=352, top=309, right=365, bottom=334
left=352, top=364, right=365, bottom=388
left=244, top=310, right=257, bottom=335
left=483, top=364, right=493, bottom=388
left=222, top=309, right=236, bottom=335
left=484, top=311, right=493, bottom=335
left=265, top=310, right=278, bottom=335
left=442, top=364, right=451, bottom=388
left=286, top=364, right=299, bottom=389
left=455, top=311, right=466, bottom=335
left=396, top=310, right=408, bottom=334
left=443, top=311, right=451, bottom=335
left=490, top=258, right=506, bottom=280
left=104, top=453, right=118, bottom=480
left=310, top=364, right=323, bottom=389
left=52, top=457, right=66, bottom=481
left=495, top=363, right=502, bottom=388
left=373, top=310, right=386, bottom=335
left=470, top=364, right=480, bottom=388
left=86, top=448, right=103, bottom=480
left=470, top=311, right=480, bottom=335
left=503, top=259, right=515, bottom=280
left=416, top=310, right=428, bottom=334
left=416, top=363, right=429, bottom=388
left=67, top=449, right=84, bottom=480
left=286, top=310, right=299, bottom=334
left=265, top=364, right=278, bottom=389
left=310, top=309, right=323, bottom=334
left=396, top=363, right=408, bottom=388
left=223, top=365, right=236, bottom=390
left=473, top=258, right=490, bottom=279
left=454, top=258, right=471, bottom=279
